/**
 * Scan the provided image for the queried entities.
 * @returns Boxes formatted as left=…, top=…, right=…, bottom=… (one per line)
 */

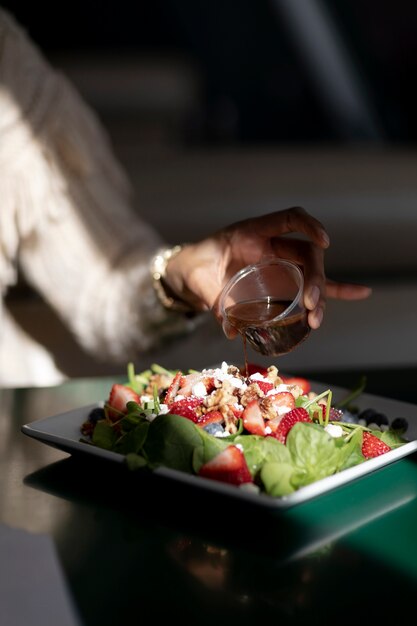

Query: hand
left=164, top=207, right=371, bottom=335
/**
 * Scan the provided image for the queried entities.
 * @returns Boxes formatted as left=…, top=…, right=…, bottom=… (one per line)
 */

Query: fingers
left=244, top=206, right=330, bottom=250
left=308, top=278, right=372, bottom=329
left=270, top=236, right=327, bottom=329
left=326, top=279, right=372, bottom=300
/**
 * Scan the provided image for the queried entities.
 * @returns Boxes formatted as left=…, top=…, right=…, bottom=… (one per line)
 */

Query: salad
left=80, top=362, right=409, bottom=498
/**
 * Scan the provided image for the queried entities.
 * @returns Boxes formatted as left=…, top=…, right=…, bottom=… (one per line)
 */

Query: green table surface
left=2, top=373, right=417, bottom=626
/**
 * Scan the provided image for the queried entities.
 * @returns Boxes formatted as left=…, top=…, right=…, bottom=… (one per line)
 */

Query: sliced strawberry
left=269, top=391, right=296, bottom=413
left=197, top=410, right=224, bottom=427
left=203, top=376, right=217, bottom=394
left=242, top=399, right=266, bottom=436
left=282, top=376, right=311, bottom=395
left=198, top=445, right=253, bottom=485
left=271, top=407, right=312, bottom=444
left=176, top=372, right=203, bottom=397
left=253, top=380, right=274, bottom=394
left=361, top=431, right=391, bottom=459
left=266, top=414, right=281, bottom=433
left=164, top=370, right=183, bottom=405
left=107, top=384, right=141, bottom=421
left=168, top=396, right=203, bottom=422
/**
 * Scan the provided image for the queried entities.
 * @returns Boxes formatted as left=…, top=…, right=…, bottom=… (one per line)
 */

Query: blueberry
left=371, top=413, right=389, bottom=427
left=391, top=417, right=408, bottom=432
left=358, top=408, right=378, bottom=424
left=88, top=407, right=105, bottom=423
left=203, top=423, right=225, bottom=436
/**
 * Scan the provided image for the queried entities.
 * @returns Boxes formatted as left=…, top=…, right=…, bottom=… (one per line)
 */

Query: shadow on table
left=23, top=454, right=417, bottom=626
left=23, top=451, right=417, bottom=564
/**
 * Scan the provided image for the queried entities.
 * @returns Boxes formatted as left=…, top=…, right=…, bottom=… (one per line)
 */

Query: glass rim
left=219, top=258, right=304, bottom=324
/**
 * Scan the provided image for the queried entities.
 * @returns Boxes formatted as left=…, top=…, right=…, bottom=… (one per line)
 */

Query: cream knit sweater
left=0, top=9, right=193, bottom=387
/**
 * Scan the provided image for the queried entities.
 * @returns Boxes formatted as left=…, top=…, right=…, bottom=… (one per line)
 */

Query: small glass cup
left=219, top=258, right=310, bottom=356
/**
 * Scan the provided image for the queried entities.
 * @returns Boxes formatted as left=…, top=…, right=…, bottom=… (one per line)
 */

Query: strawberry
left=203, top=376, right=217, bottom=394
left=164, top=370, right=183, bottom=405
left=242, top=399, right=266, bottom=436
left=271, top=407, right=312, bottom=444
left=361, top=431, right=391, bottom=459
left=269, top=391, right=296, bottom=414
left=168, top=396, right=203, bottom=422
left=176, top=372, right=202, bottom=397
left=253, top=380, right=274, bottom=394
left=198, top=445, right=253, bottom=485
left=282, top=376, right=311, bottom=395
left=107, top=384, right=141, bottom=421
left=197, top=410, right=224, bottom=427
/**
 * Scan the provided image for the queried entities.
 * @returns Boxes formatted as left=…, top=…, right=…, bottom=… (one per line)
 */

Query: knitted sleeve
left=0, top=8, right=195, bottom=365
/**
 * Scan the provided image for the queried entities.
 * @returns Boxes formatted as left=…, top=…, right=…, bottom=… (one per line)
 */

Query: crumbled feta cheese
left=235, top=443, right=244, bottom=452
left=207, top=362, right=244, bottom=386
left=230, top=377, right=245, bottom=389
left=249, top=372, right=265, bottom=381
left=271, top=384, right=291, bottom=394
left=324, top=424, right=344, bottom=438
left=265, top=426, right=272, bottom=434
left=141, top=395, right=151, bottom=403
left=158, top=404, right=169, bottom=415
left=192, top=381, right=207, bottom=398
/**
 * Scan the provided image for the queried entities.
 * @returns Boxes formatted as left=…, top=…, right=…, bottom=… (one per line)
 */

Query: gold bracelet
left=150, top=245, right=195, bottom=314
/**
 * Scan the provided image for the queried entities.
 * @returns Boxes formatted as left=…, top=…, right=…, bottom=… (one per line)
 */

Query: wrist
left=151, top=245, right=196, bottom=315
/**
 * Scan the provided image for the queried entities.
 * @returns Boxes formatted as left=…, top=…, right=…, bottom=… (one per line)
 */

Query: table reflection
left=2, top=380, right=417, bottom=625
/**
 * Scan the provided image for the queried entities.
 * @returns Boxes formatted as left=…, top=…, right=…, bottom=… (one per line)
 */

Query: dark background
left=4, top=0, right=417, bottom=145
left=2, top=1, right=417, bottom=384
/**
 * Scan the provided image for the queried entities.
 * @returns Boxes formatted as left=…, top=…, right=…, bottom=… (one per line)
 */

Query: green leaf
left=119, top=410, right=147, bottom=432
left=192, top=430, right=229, bottom=473
left=150, top=363, right=176, bottom=376
left=260, top=462, right=296, bottom=496
left=336, top=428, right=365, bottom=471
left=287, top=422, right=342, bottom=486
left=113, top=422, right=150, bottom=455
left=143, top=413, right=204, bottom=473
left=125, top=453, right=148, bottom=471
left=376, top=429, right=408, bottom=449
left=233, top=434, right=291, bottom=476
left=92, top=420, right=118, bottom=450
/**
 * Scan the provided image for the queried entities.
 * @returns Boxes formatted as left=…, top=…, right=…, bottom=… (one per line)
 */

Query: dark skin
left=164, top=206, right=372, bottom=337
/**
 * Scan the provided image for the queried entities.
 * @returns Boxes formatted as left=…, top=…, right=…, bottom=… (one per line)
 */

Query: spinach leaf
left=143, top=413, right=205, bottom=473
left=234, top=434, right=291, bottom=476
left=92, top=421, right=118, bottom=450
left=287, top=422, right=342, bottom=487
left=192, top=430, right=230, bottom=473
left=125, top=453, right=148, bottom=470
left=379, top=429, right=408, bottom=449
left=336, top=428, right=364, bottom=471
left=114, top=421, right=150, bottom=455
left=260, top=462, right=296, bottom=497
